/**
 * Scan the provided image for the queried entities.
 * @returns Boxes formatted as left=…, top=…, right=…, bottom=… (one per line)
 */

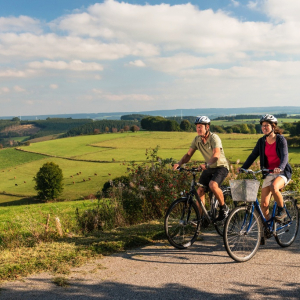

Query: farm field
left=1, top=131, right=299, bottom=204
left=213, top=117, right=300, bottom=126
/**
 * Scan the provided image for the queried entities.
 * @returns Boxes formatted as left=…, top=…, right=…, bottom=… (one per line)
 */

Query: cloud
left=0, top=69, right=36, bottom=77
left=0, top=87, right=10, bottom=93
left=0, top=33, right=159, bottom=60
left=128, top=60, right=146, bottom=67
left=14, top=86, right=26, bottom=92
left=47, top=0, right=300, bottom=58
left=0, top=16, right=41, bottom=33
left=231, top=0, right=240, bottom=7
left=92, top=89, right=153, bottom=101
left=50, top=84, right=58, bottom=89
left=28, top=60, right=103, bottom=71
left=262, top=0, right=300, bottom=22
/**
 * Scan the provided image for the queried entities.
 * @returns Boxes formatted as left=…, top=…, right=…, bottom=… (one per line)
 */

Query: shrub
left=34, top=162, right=64, bottom=201
left=103, top=146, right=192, bottom=225
left=75, top=198, right=125, bottom=233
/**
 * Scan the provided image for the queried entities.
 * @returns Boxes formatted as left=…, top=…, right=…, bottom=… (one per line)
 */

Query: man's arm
left=173, top=148, right=196, bottom=170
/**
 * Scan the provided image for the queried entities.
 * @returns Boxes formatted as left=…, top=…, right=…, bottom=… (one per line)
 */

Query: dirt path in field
left=1, top=232, right=300, bottom=299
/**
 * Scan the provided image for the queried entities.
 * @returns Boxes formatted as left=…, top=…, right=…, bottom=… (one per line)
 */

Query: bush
left=103, top=146, right=192, bottom=225
left=34, top=162, right=64, bottom=201
left=75, top=199, right=125, bottom=233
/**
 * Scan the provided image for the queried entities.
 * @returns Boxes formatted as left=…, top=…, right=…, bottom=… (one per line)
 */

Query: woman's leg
left=261, top=186, right=272, bottom=220
left=270, top=176, right=285, bottom=207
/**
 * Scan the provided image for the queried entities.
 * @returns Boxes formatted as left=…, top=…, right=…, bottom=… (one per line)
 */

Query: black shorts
left=199, top=167, right=228, bottom=190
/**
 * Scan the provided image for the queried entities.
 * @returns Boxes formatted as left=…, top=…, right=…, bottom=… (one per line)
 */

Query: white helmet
left=194, top=116, right=211, bottom=125
left=260, top=114, right=278, bottom=125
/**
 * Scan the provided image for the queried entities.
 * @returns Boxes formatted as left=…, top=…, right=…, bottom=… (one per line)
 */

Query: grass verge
left=0, top=220, right=165, bottom=283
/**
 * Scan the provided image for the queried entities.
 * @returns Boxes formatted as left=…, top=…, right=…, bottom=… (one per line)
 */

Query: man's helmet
left=194, top=116, right=211, bottom=125
left=260, top=114, right=278, bottom=125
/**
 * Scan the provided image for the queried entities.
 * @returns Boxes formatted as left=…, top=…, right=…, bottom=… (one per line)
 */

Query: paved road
left=1, top=231, right=300, bottom=299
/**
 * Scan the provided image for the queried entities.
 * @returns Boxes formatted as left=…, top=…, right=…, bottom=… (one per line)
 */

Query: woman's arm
left=241, top=139, right=260, bottom=169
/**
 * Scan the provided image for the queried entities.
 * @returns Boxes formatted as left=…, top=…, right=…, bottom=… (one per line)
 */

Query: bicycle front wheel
left=224, top=205, right=262, bottom=262
left=164, top=197, right=200, bottom=249
left=214, top=190, right=235, bottom=236
left=275, top=197, right=299, bottom=247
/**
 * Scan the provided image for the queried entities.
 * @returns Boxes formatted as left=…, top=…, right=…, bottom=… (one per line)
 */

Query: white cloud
left=92, top=89, right=153, bottom=101
left=0, top=69, right=36, bottom=77
left=0, top=87, right=10, bottom=93
left=262, top=0, right=300, bottom=22
left=50, top=84, right=58, bottom=89
left=14, top=86, right=26, bottom=92
left=247, top=1, right=260, bottom=10
left=0, top=33, right=159, bottom=60
left=0, top=16, right=41, bottom=33
left=28, top=60, right=103, bottom=71
left=231, top=0, right=240, bottom=7
left=128, top=60, right=146, bottom=67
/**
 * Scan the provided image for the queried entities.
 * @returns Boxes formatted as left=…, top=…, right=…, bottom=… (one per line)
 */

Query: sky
left=1, top=0, right=300, bottom=117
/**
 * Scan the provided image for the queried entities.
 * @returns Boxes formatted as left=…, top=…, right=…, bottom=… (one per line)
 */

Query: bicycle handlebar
left=239, top=168, right=273, bottom=175
left=175, top=166, right=202, bottom=172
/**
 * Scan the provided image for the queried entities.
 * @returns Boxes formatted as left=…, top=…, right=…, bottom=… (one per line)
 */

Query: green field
left=212, top=118, right=300, bottom=127
left=0, top=131, right=299, bottom=204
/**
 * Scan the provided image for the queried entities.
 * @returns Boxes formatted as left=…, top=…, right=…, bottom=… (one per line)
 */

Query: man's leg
left=209, top=180, right=224, bottom=205
left=209, top=167, right=229, bottom=222
left=196, top=186, right=206, bottom=215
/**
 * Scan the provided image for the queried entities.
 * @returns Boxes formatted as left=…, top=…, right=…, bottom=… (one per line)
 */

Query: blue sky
left=1, top=0, right=300, bottom=117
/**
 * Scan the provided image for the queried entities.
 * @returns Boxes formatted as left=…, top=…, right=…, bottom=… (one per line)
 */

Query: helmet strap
left=265, top=129, right=274, bottom=137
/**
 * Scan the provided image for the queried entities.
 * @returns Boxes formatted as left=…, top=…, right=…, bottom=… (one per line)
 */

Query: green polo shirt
left=190, top=132, right=229, bottom=170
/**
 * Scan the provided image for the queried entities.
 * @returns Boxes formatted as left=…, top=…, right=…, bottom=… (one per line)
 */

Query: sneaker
left=274, top=209, right=287, bottom=223
left=215, top=204, right=229, bottom=222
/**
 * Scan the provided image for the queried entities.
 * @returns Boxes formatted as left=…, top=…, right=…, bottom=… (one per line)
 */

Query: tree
left=131, top=125, right=140, bottom=132
left=34, top=162, right=64, bottom=200
left=180, top=119, right=192, bottom=131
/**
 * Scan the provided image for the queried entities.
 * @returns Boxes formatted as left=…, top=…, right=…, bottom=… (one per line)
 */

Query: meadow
left=0, top=130, right=300, bottom=282
left=1, top=131, right=300, bottom=203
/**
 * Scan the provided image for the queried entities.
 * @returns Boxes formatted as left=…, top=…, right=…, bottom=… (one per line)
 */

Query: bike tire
left=275, top=197, right=299, bottom=247
left=223, top=205, right=262, bottom=262
left=213, top=190, right=235, bottom=236
left=164, top=197, right=200, bottom=249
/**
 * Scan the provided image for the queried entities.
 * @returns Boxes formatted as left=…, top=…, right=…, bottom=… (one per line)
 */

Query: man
left=173, top=116, right=229, bottom=222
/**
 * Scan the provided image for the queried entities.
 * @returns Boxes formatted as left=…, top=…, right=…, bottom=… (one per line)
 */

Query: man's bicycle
left=223, top=168, right=299, bottom=262
left=164, top=167, right=234, bottom=249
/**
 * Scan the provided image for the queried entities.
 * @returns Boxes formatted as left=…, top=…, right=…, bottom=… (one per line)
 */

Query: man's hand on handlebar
left=173, top=163, right=180, bottom=170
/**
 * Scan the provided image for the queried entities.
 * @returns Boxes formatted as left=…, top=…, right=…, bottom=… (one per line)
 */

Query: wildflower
left=154, top=185, right=160, bottom=191
left=129, top=182, right=135, bottom=188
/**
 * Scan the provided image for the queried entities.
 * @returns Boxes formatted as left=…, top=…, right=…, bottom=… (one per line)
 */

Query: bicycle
left=164, top=167, right=234, bottom=249
left=223, top=168, right=299, bottom=262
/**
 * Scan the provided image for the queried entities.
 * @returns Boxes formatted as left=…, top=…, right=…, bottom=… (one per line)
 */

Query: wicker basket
left=229, top=179, right=260, bottom=202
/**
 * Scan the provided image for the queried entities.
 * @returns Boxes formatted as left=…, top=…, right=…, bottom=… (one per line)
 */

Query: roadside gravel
left=1, top=231, right=300, bottom=299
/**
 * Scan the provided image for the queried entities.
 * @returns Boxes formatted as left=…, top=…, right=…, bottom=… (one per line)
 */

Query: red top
left=265, top=141, right=280, bottom=169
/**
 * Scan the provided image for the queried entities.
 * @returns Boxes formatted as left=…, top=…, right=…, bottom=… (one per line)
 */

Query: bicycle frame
left=186, top=170, right=213, bottom=225
left=240, top=196, right=294, bottom=237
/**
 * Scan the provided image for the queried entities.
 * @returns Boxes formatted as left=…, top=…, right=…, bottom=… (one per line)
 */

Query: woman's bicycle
left=223, top=168, right=299, bottom=262
left=164, top=167, right=234, bottom=249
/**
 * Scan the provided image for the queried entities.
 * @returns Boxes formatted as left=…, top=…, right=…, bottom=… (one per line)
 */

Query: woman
left=240, top=114, right=292, bottom=222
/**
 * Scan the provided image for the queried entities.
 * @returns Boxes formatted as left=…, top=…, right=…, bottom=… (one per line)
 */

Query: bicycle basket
left=229, top=179, right=260, bottom=202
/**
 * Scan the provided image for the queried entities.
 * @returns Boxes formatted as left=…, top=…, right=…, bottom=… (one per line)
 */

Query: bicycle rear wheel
left=275, top=197, right=299, bottom=247
left=164, top=197, right=200, bottom=249
left=224, top=205, right=262, bottom=262
left=214, top=189, right=235, bottom=236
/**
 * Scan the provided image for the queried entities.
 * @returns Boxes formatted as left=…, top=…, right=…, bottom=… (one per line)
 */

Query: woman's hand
left=274, top=167, right=281, bottom=174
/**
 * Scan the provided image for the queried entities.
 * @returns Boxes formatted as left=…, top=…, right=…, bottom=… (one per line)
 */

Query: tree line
left=62, top=120, right=141, bottom=137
